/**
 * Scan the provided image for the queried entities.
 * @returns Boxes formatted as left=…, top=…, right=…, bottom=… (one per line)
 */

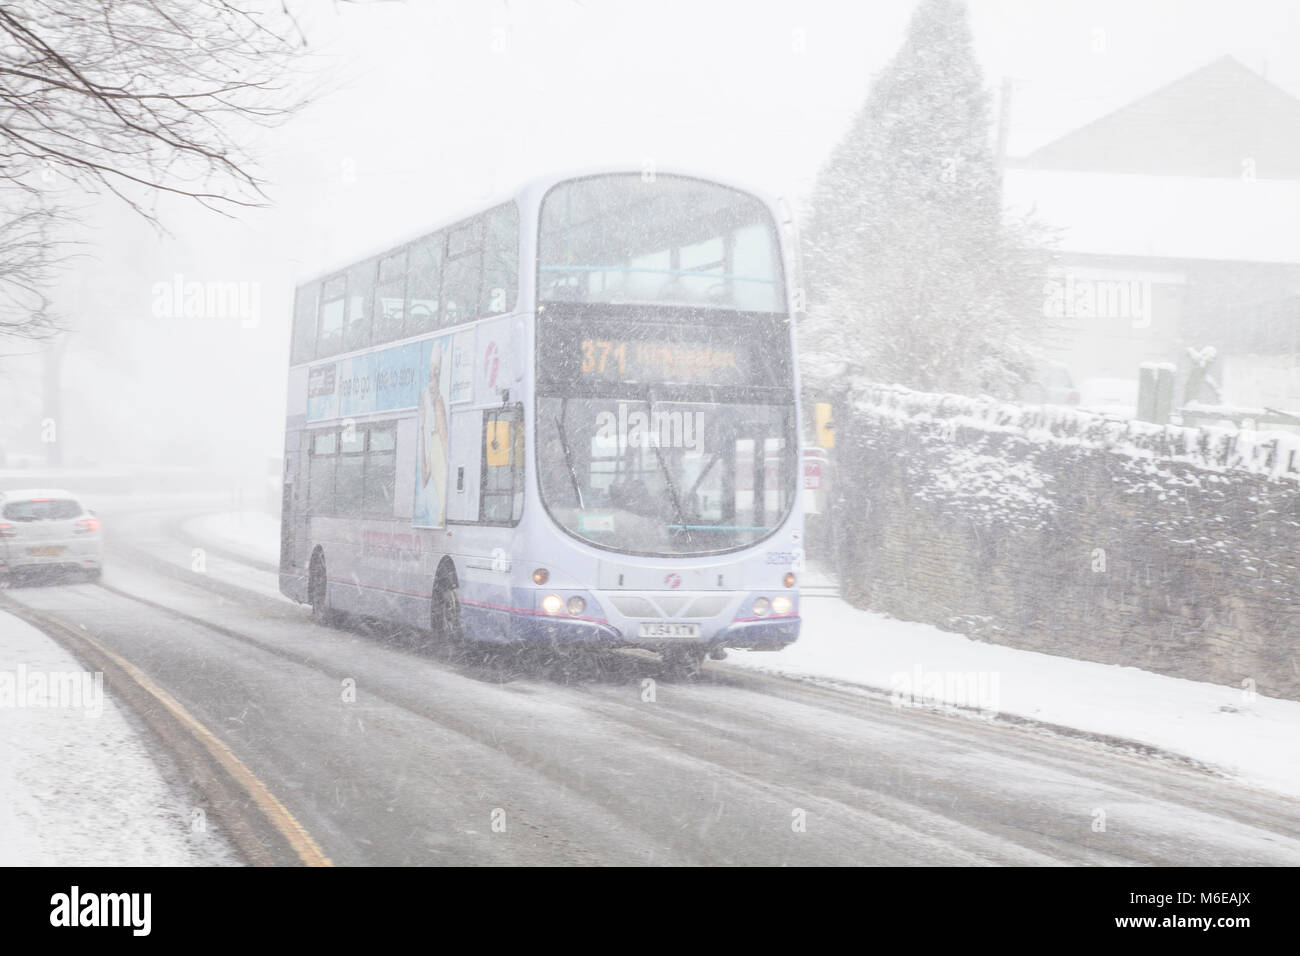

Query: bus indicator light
left=486, top=421, right=512, bottom=467
left=814, top=402, right=835, bottom=449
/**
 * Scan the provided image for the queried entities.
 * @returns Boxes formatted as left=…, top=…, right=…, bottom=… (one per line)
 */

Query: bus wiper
left=555, top=400, right=585, bottom=509
left=642, top=391, right=693, bottom=546
left=686, top=449, right=721, bottom=501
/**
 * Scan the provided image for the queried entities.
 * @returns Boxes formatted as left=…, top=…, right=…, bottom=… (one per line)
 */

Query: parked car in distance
left=1020, top=360, right=1081, bottom=407
left=0, top=489, right=103, bottom=581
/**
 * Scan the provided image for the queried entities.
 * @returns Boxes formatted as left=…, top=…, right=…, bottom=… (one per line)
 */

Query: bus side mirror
left=814, top=402, right=835, bottom=449
left=486, top=421, right=512, bottom=467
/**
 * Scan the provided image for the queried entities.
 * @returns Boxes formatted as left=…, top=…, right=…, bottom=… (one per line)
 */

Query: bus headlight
left=566, top=596, right=586, bottom=616
left=752, top=597, right=772, bottom=617
left=541, top=594, right=564, bottom=615
left=533, top=568, right=549, bottom=585
left=783, top=572, right=796, bottom=588
left=772, top=596, right=792, bottom=615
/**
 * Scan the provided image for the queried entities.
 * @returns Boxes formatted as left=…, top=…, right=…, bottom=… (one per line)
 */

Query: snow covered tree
left=801, top=0, right=1050, bottom=398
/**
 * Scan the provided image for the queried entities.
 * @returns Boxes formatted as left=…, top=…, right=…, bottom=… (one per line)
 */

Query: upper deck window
left=539, top=175, right=785, bottom=314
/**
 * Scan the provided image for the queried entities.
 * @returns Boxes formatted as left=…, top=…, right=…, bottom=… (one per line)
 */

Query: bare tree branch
left=0, top=0, right=314, bottom=340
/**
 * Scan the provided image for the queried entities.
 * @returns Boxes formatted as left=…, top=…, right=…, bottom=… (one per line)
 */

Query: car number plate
left=637, top=621, right=701, bottom=638
left=29, top=546, right=64, bottom=556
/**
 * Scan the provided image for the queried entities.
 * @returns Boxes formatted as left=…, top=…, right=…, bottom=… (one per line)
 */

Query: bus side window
left=482, top=202, right=518, bottom=316
left=316, top=275, right=346, bottom=359
left=443, top=218, right=483, bottom=328
left=336, top=425, right=366, bottom=513
left=480, top=405, right=522, bottom=524
left=308, top=429, right=338, bottom=515
left=364, top=425, right=397, bottom=517
left=405, top=232, right=444, bottom=339
left=345, top=260, right=376, bottom=352
left=375, top=248, right=408, bottom=345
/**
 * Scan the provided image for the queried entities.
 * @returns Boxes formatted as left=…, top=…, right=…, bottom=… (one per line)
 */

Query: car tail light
left=74, top=517, right=101, bottom=533
left=0, top=523, right=14, bottom=537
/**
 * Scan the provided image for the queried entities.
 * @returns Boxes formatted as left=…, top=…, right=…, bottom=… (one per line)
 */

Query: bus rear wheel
left=309, top=552, right=337, bottom=626
left=431, top=577, right=463, bottom=644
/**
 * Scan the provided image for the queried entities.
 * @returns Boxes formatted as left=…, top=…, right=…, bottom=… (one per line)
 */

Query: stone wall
left=823, top=384, right=1300, bottom=699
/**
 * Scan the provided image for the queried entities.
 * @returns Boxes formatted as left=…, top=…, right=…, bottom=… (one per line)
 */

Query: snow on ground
left=729, top=595, right=1300, bottom=800
left=182, top=511, right=281, bottom=565
left=0, top=611, right=239, bottom=865
left=188, top=511, right=1300, bottom=800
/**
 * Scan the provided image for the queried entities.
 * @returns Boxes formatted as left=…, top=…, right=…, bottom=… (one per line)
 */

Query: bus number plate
left=638, top=622, right=701, bottom=639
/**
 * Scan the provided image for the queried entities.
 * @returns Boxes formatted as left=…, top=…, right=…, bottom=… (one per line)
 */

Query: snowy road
left=4, top=500, right=1299, bottom=866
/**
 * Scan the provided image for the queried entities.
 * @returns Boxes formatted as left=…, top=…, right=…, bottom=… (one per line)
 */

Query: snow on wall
left=849, top=382, right=1300, bottom=483
left=819, top=380, right=1300, bottom=700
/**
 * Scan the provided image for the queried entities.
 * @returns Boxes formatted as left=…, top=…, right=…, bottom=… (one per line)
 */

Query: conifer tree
left=802, top=0, right=1050, bottom=397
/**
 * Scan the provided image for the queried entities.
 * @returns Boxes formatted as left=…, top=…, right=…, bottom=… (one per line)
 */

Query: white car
left=1021, top=360, right=1081, bottom=407
left=0, top=489, right=103, bottom=580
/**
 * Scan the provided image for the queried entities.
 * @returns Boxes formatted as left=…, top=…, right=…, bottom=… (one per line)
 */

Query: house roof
left=1010, top=56, right=1300, bottom=180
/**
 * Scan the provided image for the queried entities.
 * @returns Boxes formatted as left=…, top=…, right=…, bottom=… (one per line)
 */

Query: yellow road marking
left=27, top=610, right=333, bottom=867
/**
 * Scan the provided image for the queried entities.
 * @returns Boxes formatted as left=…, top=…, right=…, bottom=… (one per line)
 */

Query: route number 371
left=581, top=340, right=628, bottom=375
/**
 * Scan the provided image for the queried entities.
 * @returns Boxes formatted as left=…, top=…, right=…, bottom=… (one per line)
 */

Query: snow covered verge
left=728, top=597, right=1300, bottom=800
left=0, top=611, right=238, bottom=865
left=182, top=511, right=281, bottom=566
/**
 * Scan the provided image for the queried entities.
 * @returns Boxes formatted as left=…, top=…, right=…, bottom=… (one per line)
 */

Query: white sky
left=269, top=0, right=1300, bottom=270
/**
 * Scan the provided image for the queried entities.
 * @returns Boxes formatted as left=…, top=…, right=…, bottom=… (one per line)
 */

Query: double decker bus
left=280, top=170, right=803, bottom=673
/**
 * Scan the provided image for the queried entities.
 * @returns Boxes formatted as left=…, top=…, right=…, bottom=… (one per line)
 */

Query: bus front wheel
left=660, top=646, right=706, bottom=679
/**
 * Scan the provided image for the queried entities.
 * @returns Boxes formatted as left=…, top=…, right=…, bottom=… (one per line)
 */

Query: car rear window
left=2, top=499, right=83, bottom=521
left=1046, top=367, right=1074, bottom=388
